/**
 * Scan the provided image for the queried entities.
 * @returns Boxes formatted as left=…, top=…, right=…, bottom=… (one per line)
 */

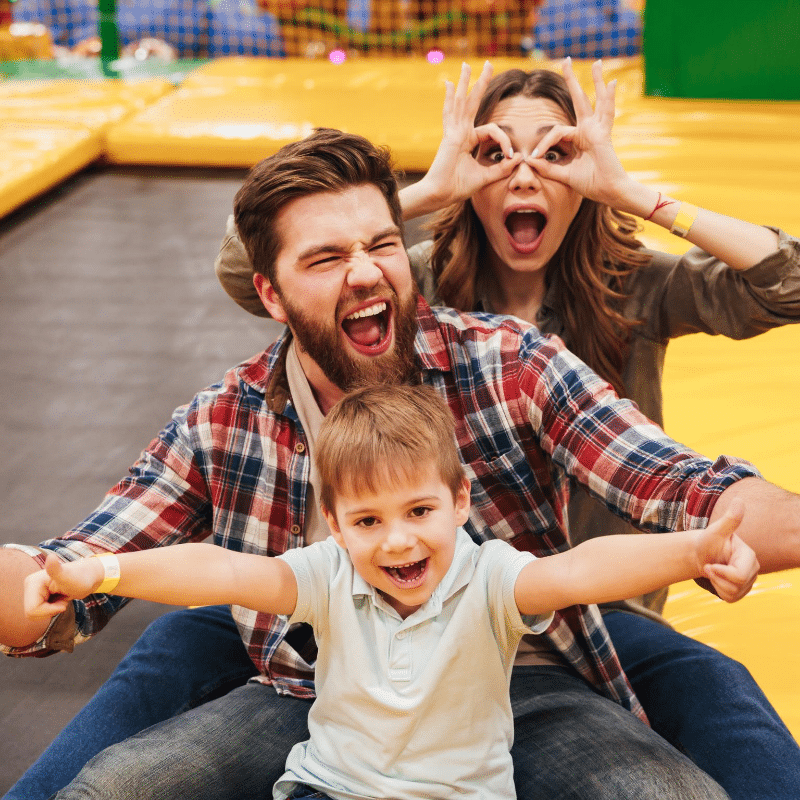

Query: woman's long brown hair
left=429, top=69, right=650, bottom=396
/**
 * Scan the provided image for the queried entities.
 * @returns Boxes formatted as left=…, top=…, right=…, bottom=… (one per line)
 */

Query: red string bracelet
left=644, top=191, right=674, bottom=221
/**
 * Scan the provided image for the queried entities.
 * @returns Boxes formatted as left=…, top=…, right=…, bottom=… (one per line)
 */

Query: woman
left=214, top=59, right=800, bottom=798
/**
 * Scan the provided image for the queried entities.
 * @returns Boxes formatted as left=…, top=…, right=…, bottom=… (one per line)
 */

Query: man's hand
left=24, top=553, right=103, bottom=619
left=695, top=499, right=759, bottom=602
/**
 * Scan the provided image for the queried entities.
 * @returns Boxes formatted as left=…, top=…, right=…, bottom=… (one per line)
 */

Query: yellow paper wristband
left=93, top=553, right=121, bottom=594
left=670, top=202, right=699, bottom=238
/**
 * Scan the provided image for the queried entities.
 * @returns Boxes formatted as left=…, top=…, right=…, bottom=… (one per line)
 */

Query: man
left=3, top=129, right=799, bottom=800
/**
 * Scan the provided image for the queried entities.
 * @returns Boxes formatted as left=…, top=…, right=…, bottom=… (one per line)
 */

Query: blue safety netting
left=11, top=0, right=641, bottom=59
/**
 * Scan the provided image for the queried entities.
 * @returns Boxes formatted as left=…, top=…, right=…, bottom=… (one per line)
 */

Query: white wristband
left=93, top=553, right=121, bottom=594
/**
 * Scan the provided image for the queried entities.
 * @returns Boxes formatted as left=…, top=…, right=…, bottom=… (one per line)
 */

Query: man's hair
left=317, top=384, right=466, bottom=516
left=233, top=128, right=404, bottom=284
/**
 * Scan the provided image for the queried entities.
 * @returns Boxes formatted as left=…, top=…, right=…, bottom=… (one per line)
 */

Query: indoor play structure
left=1, top=0, right=799, bottom=792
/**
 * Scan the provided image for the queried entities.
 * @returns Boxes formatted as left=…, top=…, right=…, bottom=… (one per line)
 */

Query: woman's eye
left=479, top=148, right=504, bottom=164
left=543, top=149, right=562, bottom=163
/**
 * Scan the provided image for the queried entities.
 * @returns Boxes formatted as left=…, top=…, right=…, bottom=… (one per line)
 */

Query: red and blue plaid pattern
left=7, top=298, right=759, bottom=720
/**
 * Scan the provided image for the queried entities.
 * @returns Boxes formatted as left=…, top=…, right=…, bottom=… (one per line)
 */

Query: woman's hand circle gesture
left=533, top=58, right=632, bottom=207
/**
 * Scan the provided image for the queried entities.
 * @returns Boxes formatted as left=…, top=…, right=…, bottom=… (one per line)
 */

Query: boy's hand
left=695, top=500, right=759, bottom=602
left=23, top=553, right=103, bottom=619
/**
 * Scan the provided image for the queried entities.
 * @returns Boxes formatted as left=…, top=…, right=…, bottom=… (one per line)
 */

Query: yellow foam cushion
left=0, top=119, right=102, bottom=217
left=0, top=78, right=174, bottom=129
left=665, top=571, right=800, bottom=739
left=105, top=56, right=642, bottom=169
left=661, top=326, right=800, bottom=490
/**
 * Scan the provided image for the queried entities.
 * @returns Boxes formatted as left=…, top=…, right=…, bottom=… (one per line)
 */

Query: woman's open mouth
left=341, top=301, right=393, bottom=356
left=505, top=209, right=546, bottom=254
left=382, top=558, right=429, bottom=588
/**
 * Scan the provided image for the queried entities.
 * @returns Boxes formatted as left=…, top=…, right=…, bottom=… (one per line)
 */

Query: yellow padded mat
left=0, top=78, right=174, bottom=216
left=0, top=78, right=173, bottom=127
left=104, top=56, right=639, bottom=169
left=0, top=119, right=101, bottom=217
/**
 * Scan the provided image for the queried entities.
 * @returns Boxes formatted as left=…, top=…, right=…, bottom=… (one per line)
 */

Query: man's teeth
left=345, top=302, right=386, bottom=321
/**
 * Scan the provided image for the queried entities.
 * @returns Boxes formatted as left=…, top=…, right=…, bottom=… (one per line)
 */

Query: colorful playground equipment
left=6, top=0, right=642, bottom=59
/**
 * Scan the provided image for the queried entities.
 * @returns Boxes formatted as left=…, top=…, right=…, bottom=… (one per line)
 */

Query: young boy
left=25, top=384, right=757, bottom=800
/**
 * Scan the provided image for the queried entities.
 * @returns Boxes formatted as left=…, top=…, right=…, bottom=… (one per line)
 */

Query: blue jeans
left=603, top=609, right=800, bottom=796
left=289, top=788, right=335, bottom=800
left=4, top=606, right=258, bottom=800
left=4, top=604, right=795, bottom=799
left=48, top=668, right=726, bottom=800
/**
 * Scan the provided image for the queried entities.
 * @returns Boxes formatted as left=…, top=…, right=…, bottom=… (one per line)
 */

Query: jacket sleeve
left=626, top=228, right=800, bottom=342
left=406, top=240, right=441, bottom=306
left=214, top=214, right=270, bottom=318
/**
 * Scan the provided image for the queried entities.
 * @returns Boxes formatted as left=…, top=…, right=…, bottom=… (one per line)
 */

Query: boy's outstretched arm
left=515, top=501, right=758, bottom=617
left=24, top=544, right=298, bottom=620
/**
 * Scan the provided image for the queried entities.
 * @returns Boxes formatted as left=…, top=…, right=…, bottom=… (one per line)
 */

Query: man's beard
left=281, top=287, right=419, bottom=391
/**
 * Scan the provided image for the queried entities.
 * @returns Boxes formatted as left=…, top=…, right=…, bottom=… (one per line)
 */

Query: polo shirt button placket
left=388, top=627, right=412, bottom=681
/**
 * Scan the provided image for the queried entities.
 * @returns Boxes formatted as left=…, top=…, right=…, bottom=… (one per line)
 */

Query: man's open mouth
left=341, top=300, right=392, bottom=354
left=505, top=209, right=546, bottom=252
left=382, top=558, right=428, bottom=586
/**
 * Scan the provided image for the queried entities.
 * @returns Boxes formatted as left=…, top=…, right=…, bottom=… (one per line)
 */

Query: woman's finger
left=591, top=60, right=617, bottom=129
left=464, top=60, right=493, bottom=119
left=473, top=122, right=515, bottom=158
left=441, top=79, right=455, bottom=124
left=562, top=56, right=593, bottom=120
left=532, top=124, right=576, bottom=160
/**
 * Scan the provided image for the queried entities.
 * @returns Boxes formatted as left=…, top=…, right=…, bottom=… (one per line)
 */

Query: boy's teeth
left=345, top=302, right=386, bottom=320
left=386, top=559, right=426, bottom=583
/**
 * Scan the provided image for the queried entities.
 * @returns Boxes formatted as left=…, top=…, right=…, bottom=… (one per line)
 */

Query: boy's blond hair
left=317, top=384, right=466, bottom=516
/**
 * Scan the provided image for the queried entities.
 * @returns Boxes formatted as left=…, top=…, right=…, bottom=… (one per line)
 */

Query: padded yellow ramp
left=0, top=119, right=101, bottom=217
left=104, top=56, right=639, bottom=169
left=666, top=571, right=800, bottom=740
left=0, top=78, right=173, bottom=127
left=0, top=78, right=174, bottom=217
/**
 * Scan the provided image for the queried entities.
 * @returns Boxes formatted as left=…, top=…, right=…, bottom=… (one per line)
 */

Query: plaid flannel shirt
left=3, top=298, right=761, bottom=721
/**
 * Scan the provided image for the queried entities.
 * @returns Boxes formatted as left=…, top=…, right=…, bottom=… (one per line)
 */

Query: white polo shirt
left=274, top=528, right=553, bottom=800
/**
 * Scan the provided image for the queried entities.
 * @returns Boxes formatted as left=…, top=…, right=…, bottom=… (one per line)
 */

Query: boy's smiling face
left=324, top=466, right=471, bottom=619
